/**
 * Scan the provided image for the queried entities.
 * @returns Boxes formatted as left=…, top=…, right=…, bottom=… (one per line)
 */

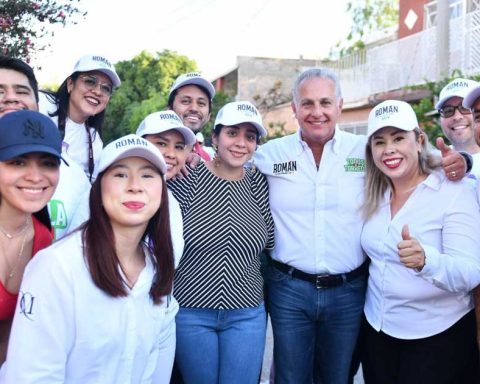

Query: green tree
left=408, top=70, right=480, bottom=144
left=202, top=91, right=232, bottom=144
left=1, top=0, right=85, bottom=62
left=103, top=49, right=232, bottom=144
left=103, top=50, right=196, bottom=143
left=262, top=121, right=288, bottom=142
left=333, top=0, right=398, bottom=57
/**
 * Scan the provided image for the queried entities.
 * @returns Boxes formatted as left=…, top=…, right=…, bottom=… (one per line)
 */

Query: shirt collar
left=383, top=171, right=443, bottom=204
left=422, top=171, right=443, bottom=191
left=296, top=126, right=341, bottom=155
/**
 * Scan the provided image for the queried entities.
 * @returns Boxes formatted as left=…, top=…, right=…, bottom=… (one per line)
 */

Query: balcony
left=325, top=8, right=480, bottom=106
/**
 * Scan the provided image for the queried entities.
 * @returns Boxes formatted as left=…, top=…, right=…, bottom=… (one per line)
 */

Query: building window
left=339, top=122, right=368, bottom=136
left=424, top=0, right=480, bottom=28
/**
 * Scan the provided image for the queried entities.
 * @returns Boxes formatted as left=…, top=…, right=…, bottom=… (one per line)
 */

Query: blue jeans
left=267, top=264, right=366, bottom=384
left=175, top=303, right=266, bottom=384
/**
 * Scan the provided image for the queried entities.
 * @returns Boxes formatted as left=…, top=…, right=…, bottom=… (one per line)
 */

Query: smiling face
left=292, top=76, right=343, bottom=147
left=143, top=130, right=190, bottom=180
left=370, top=126, right=424, bottom=187
left=471, top=98, right=480, bottom=146
left=0, top=153, right=60, bottom=215
left=100, top=156, right=163, bottom=232
left=0, top=69, right=38, bottom=118
left=171, top=85, right=211, bottom=133
left=212, top=123, right=257, bottom=172
left=67, top=70, right=113, bottom=123
left=440, top=96, right=476, bottom=150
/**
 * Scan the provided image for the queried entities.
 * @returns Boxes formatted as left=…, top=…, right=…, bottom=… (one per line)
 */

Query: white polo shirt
left=362, top=171, right=480, bottom=339
left=3, top=231, right=176, bottom=384
left=254, top=128, right=367, bottom=274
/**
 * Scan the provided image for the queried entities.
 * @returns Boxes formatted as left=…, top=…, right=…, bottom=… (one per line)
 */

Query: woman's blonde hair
left=362, top=128, right=442, bottom=219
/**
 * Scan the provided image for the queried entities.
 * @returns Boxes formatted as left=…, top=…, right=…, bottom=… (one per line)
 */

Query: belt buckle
left=315, top=274, right=330, bottom=289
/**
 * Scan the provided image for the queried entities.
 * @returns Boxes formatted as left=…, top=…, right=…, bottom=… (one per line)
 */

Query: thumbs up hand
left=436, top=137, right=450, bottom=157
left=436, top=137, right=466, bottom=180
left=397, top=224, right=426, bottom=271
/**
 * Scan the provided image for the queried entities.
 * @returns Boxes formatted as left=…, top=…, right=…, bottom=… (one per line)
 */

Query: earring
left=213, top=153, right=221, bottom=168
left=250, top=157, right=257, bottom=173
left=212, top=143, right=220, bottom=167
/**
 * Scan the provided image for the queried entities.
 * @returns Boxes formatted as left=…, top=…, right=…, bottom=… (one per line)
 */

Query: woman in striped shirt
left=168, top=101, right=275, bottom=384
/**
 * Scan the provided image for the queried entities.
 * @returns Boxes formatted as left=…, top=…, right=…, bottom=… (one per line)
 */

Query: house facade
left=212, top=0, right=480, bottom=137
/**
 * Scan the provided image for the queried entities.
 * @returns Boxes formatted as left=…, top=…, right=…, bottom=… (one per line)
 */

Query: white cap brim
left=463, top=86, right=480, bottom=109
left=169, top=75, right=215, bottom=100
left=96, top=135, right=166, bottom=176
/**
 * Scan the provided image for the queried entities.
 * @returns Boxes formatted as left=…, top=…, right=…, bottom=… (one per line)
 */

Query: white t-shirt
left=39, top=92, right=103, bottom=180
left=3, top=231, right=177, bottom=384
left=167, top=190, right=184, bottom=268
left=48, top=153, right=91, bottom=240
left=470, top=152, right=480, bottom=180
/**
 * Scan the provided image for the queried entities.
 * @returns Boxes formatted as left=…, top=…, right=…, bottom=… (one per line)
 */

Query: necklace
left=0, top=216, right=30, bottom=240
left=8, top=229, right=29, bottom=278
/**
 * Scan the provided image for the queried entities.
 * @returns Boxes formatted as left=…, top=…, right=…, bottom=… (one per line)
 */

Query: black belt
left=271, top=259, right=368, bottom=289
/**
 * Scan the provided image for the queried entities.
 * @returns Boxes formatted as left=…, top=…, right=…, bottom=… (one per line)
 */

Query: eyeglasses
left=78, top=75, right=113, bottom=97
left=439, top=104, right=471, bottom=118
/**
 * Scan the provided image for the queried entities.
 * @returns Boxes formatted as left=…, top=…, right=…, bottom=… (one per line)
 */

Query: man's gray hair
left=292, top=68, right=342, bottom=105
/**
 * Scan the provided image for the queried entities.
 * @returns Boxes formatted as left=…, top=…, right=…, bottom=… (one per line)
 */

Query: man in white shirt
left=461, top=83, right=480, bottom=378
left=167, top=72, right=215, bottom=162
left=437, top=78, right=480, bottom=180
left=254, top=67, right=469, bottom=384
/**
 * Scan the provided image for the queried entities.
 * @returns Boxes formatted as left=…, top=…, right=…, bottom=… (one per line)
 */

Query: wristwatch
left=460, top=151, right=473, bottom=173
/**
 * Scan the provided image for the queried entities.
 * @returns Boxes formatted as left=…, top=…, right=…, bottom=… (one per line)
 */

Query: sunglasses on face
left=78, top=75, right=113, bottom=97
left=439, top=104, right=471, bottom=118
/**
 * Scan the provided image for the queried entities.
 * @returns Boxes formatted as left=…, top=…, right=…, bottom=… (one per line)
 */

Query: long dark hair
left=82, top=169, right=175, bottom=304
left=42, top=72, right=105, bottom=138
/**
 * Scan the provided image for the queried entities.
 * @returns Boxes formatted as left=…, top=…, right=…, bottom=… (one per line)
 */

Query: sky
left=33, top=0, right=352, bottom=85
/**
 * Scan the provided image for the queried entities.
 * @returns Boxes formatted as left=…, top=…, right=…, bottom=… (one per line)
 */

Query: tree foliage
left=333, top=0, right=398, bottom=57
left=103, top=50, right=232, bottom=144
left=408, top=69, right=480, bottom=144
left=1, top=0, right=85, bottom=63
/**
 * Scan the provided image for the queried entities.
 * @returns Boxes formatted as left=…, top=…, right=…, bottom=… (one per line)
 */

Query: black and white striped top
left=168, top=162, right=275, bottom=309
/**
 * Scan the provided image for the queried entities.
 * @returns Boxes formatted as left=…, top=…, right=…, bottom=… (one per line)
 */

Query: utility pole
left=437, top=0, right=450, bottom=78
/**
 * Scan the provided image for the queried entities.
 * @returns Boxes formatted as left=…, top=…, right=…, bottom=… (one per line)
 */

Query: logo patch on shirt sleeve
left=273, top=161, right=297, bottom=175
left=344, top=158, right=365, bottom=172
left=48, top=200, right=68, bottom=231
left=19, top=291, right=35, bottom=320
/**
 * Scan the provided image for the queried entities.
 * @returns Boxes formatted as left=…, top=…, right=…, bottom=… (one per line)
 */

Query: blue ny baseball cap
left=0, top=110, right=67, bottom=164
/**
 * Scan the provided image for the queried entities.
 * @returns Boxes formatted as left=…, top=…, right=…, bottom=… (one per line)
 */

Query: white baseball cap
left=136, top=111, right=196, bottom=146
left=96, top=134, right=166, bottom=176
left=214, top=101, right=267, bottom=138
left=367, top=100, right=419, bottom=139
left=71, top=54, right=121, bottom=87
left=196, top=132, right=204, bottom=143
left=463, top=83, right=480, bottom=109
left=436, top=78, right=479, bottom=110
left=168, top=72, right=215, bottom=100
